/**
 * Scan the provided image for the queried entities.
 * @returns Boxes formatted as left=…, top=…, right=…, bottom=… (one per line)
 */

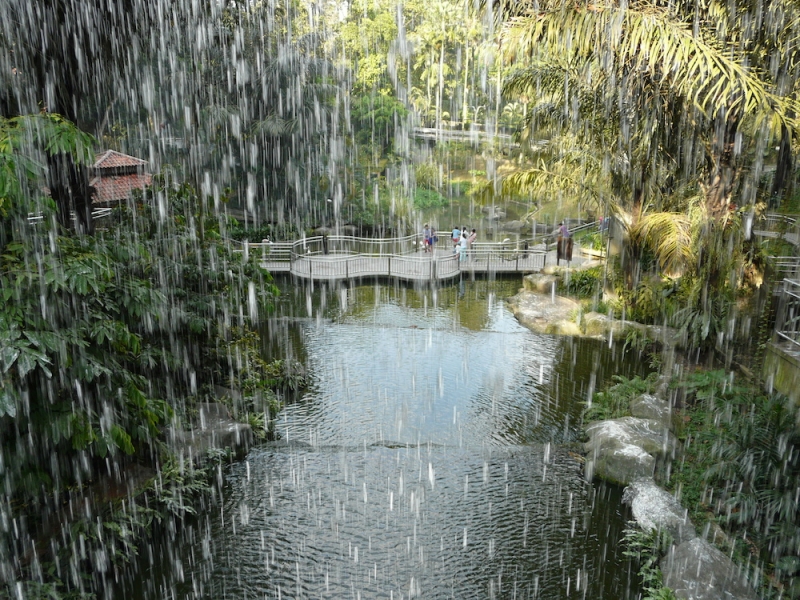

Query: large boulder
left=623, top=478, right=696, bottom=544
left=630, top=393, right=673, bottom=429
left=506, top=290, right=582, bottom=336
left=169, top=402, right=253, bottom=462
left=582, top=312, right=617, bottom=337
left=661, top=537, right=759, bottom=600
left=522, top=273, right=559, bottom=294
left=504, top=219, right=527, bottom=232
left=584, top=417, right=677, bottom=485
left=580, top=312, right=682, bottom=346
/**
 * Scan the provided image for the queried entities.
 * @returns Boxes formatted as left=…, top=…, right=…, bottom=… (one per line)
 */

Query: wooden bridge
left=236, top=234, right=548, bottom=282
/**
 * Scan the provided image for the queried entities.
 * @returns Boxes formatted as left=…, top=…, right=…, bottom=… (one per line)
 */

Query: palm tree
left=493, top=0, right=800, bottom=349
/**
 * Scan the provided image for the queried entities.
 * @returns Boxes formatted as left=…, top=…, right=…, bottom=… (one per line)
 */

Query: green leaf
left=0, top=344, right=20, bottom=373
left=69, top=413, right=95, bottom=450
left=110, top=424, right=135, bottom=455
left=0, top=385, right=17, bottom=417
left=17, top=346, right=51, bottom=378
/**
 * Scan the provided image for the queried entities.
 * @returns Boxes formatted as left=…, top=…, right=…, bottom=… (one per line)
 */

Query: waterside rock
left=623, top=478, right=696, bottom=544
left=661, top=537, right=759, bottom=600
left=504, top=219, right=527, bottom=232
left=506, top=289, right=581, bottom=336
left=584, top=417, right=677, bottom=485
left=630, top=393, right=673, bottom=429
left=521, top=273, right=559, bottom=294
left=579, top=311, right=681, bottom=344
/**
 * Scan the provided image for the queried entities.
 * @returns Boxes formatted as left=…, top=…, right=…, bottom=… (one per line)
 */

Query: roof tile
left=93, top=149, right=148, bottom=170
left=90, top=173, right=152, bottom=204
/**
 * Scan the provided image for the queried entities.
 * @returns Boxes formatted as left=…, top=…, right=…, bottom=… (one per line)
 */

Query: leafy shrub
left=670, top=371, right=800, bottom=598
left=574, top=229, right=605, bottom=251
left=622, top=526, right=677, bottom=600
left=449, top=180, right=472, bottom=196
left=614, top=276, right=678, bottom=325
left=413, top=188, right=448, bottom=209
left=415, top=163, right=441, bottom=190
left=557, top=266, right=604, bottom=299
left=584, top=373, right=658, bottom=421
left=351, top=93, right=408, bottom=151
left=229, top=221, right=299, bottom=242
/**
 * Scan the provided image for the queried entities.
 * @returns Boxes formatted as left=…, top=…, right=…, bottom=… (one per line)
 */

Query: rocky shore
left=508, top=275, right=760, bottom=600
left=507, top=269, right=679, bottom=343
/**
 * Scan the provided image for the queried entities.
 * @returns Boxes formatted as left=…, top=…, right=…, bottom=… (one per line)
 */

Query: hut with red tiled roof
left=90, top=150, right=152, bottom=205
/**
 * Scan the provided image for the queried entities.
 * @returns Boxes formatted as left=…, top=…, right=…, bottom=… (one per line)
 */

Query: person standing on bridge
left=466, top=228, right=477, bottom=261
left=423, top=224, right=432, bottom=252
left=556, top=221, right=573, bottom=266
left=452, top=226, right=461, bottom=253
left=459, top=231, right=468, bottom=262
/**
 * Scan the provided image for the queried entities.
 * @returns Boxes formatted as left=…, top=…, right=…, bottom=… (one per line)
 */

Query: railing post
left=775, top=279, right=789, bottom=344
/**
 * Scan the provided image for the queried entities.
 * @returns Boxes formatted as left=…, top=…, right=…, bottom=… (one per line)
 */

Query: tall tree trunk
left=703, top=112, right=741, bottom=219
left=462, top=47, right=470, bottom=125
left=437, top=44, right=444, bottom=130
left=47, top=153, right=95, bottom=235
left=771, top=123, right=794, bottom=206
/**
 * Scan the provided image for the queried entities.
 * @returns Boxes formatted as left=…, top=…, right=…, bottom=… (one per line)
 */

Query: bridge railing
left=770, top=256, right=800, bottom=281
left=233, top=234, right=547, bottom=278
left=289, top=234, right=420, bottom=259
left=756, top=213, right=800, bottom=242
left=288, top=252, right=462, bottom=281
left=237, top=234, right=545, bottom=258
left=236, top=240, right=293, bottom=265
left=775, top=279, right=800, bottom=349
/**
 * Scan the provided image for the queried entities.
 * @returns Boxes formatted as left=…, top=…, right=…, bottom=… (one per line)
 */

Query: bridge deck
left=260, top=249, right=548, bottom=281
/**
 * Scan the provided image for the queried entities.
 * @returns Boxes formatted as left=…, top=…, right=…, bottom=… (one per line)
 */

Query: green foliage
left=557, top=266, right=603, bottom=299
left=0, top=116, right=287, bottom=595
left=622, top=526, right=677, bottom=600
left=584, top=373, right=658, bottom=421
left=153, top=455, right=211, bottom=517
left=351, top=93, right=408, bottom=152
left=229, top=221, right=299, bottom=242
left=573, top=229, right=605, bottom=251
left=415, top=163, right=441, bottom=190
left=0, top=577, right=95, bottom=600
left=669, top=370, right=800, bottom=598
left=433, top=142, right=475, bottom=172
left=0, top=113, right=95, bottom=216
left=413, top=188, right=448, bottom=210
left=214, top=328, right=302, bottom=437
left=628, top=279, right=668, bottom=323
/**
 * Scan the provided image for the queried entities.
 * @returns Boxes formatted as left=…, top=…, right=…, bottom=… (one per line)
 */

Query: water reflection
left=124, top=278, right=648, bottom=599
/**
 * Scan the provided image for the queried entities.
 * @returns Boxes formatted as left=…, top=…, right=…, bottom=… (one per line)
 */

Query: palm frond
left=501, top=3, right=799, bottom=136
left=632, top=211, right=694, bottom=273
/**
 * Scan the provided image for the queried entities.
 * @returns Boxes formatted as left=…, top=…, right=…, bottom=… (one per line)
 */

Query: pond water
left=122, top=277, right=649, bottom=599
